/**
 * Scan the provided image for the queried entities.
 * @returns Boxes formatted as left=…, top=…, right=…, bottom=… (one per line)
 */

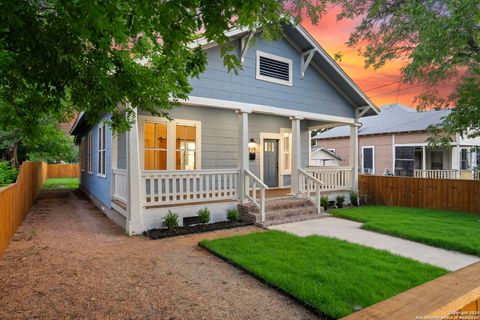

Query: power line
left=363, top=80, right=402, bottom=92
left=369, top=84, right=424, bottom=98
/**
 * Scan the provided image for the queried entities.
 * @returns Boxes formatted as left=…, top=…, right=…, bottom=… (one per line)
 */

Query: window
left=80, top=138, right=85, bottom=172
left=476, top=149, right=480, bottom=168
left=327, top=148, right=336, bottom=154
left=256, top=51, right=292, bottom=86
left=87, top=132, right=93, bottom=174
left=395, top=146, right=414, bottom=176
left=431, top=151, right=444, bottom=170
left=460, top=148, right=471, bottom=170
left=142, top=118, right=200, bottom=171
left=281, top=130, right=291, bottom=173
left=362, top=146, right=375, bottom=174
left=97, top=124, right=106, bottom=177
left=176, top=125, right=197, bottom=170
left=144, top=122, right=167, bottom=170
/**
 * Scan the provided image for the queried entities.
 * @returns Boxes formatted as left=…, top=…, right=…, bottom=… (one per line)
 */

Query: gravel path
left=0, top=189, right=319, bottom=320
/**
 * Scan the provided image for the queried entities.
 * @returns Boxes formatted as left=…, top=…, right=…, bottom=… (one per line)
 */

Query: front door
left=263, top=139, right=279, bottom=187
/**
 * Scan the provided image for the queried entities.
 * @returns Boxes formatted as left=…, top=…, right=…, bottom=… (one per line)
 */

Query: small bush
left=197, top=207, right=210, bottom=224
left=349, top=191, right=359, bottom=206
left=336, top=195, right=345, bottom=208
left=163, top=210, right=179, bottom=229
left=226, top=208, right=239, bottom=222
left=320, top=196, right=329, bottom=210
left=0, top=161, right=19, bottom=187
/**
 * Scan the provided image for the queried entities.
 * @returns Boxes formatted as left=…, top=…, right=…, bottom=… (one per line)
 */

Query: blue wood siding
left=189, top=36, right=355, bottom=118
left=80, top=115, right=112, bottom=208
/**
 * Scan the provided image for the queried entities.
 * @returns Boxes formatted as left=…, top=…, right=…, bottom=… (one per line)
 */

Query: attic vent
left=256, top=51, right=292, bottom=86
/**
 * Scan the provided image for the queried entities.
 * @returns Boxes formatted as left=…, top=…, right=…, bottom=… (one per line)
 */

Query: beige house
left=313, top=104, right=480, bottom=179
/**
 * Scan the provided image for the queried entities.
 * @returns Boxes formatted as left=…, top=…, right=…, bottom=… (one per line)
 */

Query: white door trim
left=260, top=132, right=282, bottom=187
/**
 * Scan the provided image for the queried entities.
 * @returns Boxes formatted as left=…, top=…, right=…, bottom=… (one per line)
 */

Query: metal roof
left=314, top=104, right=451, bottom=139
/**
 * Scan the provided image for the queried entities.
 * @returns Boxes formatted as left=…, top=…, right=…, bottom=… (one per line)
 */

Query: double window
left=98, top=124, right=106, bottom=177
left=142, top=118, right=200, bottom=171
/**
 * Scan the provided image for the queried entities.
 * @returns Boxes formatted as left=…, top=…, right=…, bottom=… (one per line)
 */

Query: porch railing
left=473, top=169, right=480, bottom=181
left=305, top=166, right=353, bottom=191
left=244, top=169, right=268, bottom=222
left=298, top=169, right=324, bottom=214
left=142, top=169, right=239, bottom=206
left=113, top=169, right=128, bottom=203
left=414, top=169, right=460, bottom=179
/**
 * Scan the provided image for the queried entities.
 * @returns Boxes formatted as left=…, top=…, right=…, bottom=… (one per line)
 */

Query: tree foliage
left=0, top=0, right=325, bottom=137
left=331, top=0, right=480, bottom=140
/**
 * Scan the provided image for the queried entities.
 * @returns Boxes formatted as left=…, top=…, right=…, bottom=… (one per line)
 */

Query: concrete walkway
left=270, top=217, right=480, bottom=271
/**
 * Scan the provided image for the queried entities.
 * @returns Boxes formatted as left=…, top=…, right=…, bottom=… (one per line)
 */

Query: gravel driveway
left=0, top=189, right=319, bottom=320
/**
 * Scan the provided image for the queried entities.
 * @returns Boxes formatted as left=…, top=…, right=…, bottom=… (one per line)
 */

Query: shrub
left=320, top=196, right=329, bottom=211
left=163, top=210, right=179, bottom=229
left=197, top=207, right=210, bottom=224
left=336, top=195, right=345, bottom=208
left=0, top=161, right=19, bottom=187
left=226, top=208, right=239, bottom=222
left=349, top=191, right=359, bottom=206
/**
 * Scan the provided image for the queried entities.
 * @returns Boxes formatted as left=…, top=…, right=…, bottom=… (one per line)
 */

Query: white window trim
left=97, top=124, right=107, bottom=178
left=87, top=132, right=93, bottom=174
left=256, top=50, right=293, bottom=86
left=361, top=146, right=375, bottom=174
left=139, top=116, right=202, bottom=171
left=280, top=128, right=292, bottom=175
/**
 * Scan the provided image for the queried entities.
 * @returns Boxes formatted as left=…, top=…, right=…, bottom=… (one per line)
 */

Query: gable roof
left=190, top=20, right=379, bottom=117
left=312, top=146, right=342, bottom=160
left=314, top=104, right=451, bottom=139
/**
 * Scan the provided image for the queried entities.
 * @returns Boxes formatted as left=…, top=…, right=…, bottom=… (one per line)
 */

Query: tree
left=0, top=0, right=325, bottom=140
left=331, top=0, right=480, bottom=141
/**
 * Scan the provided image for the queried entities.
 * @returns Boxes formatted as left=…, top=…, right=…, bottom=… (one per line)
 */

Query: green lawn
left=332, top=206, right=480, bottom=256
left=200, top=231, right=446, bottom=319
left=43, top=178, right=79, bottom=189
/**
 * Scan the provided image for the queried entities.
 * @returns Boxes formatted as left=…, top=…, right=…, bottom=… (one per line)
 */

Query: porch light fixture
left=248, top=138, right=256, bottom=160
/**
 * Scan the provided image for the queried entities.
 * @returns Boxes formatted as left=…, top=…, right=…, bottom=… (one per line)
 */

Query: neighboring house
left=313, top=104, right=480, bottom=179
left=310, top=146, right=342, bottom=166
left=71, top=21, right=378, bottom=235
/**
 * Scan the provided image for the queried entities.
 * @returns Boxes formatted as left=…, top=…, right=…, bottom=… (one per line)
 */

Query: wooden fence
left=342, top=261, right=480, bottom=319
left=359, top=175, right=480, bottom=214
left=0, top=162, right=48, bottom=255
left=47, top=163, right=80, bottom=178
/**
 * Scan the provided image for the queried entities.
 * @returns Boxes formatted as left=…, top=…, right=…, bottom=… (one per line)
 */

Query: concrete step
left=260, top=213, right=330, bottom=227
left=265, top=206, right=318, bottom=220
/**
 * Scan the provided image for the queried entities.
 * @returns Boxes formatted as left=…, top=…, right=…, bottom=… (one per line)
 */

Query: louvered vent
left=259, top=56, right=290, bottom=82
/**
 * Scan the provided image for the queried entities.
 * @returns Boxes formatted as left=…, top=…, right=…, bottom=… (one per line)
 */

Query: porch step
left=238, top=196, right=325, bottom=227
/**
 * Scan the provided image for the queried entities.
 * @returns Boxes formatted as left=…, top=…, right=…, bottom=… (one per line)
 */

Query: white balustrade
left=414, top=169, right=460, bottom=179
left=298, top=169, right=324, bottom=214
left=113, top=169, right=128, bottom=203
left=141, top=169, right=239, bottom=206
left=305, top=166, right=353, bottom=191
left=244, top=169, right=268, bottom=222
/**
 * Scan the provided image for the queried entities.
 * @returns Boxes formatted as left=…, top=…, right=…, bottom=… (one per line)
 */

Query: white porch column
left=422, top=146, right=427, bottom=177
left=290, top=116, right=302, bottom=195
left=126, top=106, right=143, bottom=235
left=349, top=125, right=359, bottom=191
left=237, top=110, right=250, bottom=203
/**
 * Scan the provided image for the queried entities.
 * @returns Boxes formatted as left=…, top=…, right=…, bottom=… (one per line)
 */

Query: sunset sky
left=302, top=8, right=425, bottom=109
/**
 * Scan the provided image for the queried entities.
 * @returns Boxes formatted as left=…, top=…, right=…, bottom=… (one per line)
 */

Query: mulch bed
left=145, top=221, right=253, bottom=240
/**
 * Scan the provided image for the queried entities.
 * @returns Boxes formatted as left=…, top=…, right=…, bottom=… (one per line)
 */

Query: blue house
left=71, top=21, right=378, bottom=235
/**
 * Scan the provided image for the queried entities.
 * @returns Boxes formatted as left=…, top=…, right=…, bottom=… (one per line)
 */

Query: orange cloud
left=302, top=9, right=447, bottom=108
